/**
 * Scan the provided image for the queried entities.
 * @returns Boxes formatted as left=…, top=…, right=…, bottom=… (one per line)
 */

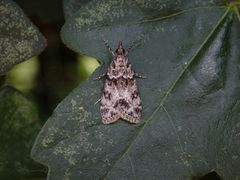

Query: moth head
left=115, top=41, right=125, bottom=55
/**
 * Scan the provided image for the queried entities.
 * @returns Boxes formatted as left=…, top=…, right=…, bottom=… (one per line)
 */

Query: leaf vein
left=162, top=105, right=193, bottom=173
left=127, top=153, right=137, bottom=180
left=140, top=6, right=226, bottom=24
left=233, top=5, right=240, bottom=23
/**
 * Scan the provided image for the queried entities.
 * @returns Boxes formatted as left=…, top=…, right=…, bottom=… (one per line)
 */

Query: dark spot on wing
left=111, top=111, right=116, bottom=116
left=118, top=99, right=130, bottom=109
left=134, top=107, right=141, bottom=114
left=112, top=63, right=116, bottom=68
left=101, top=108, right=109, bottom=115
left=104, top=91, right=112, bottom=100
left=129, top=111, right=134, bottom=116
left=131, top=90, right=139, bottom=99
left=113, top=101, right=118, bottom=108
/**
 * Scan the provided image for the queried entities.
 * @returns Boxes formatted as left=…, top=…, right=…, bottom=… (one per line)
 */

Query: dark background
left=1, top=0, right=98, bottom=121
left=0, top=1, right=98, bottom=179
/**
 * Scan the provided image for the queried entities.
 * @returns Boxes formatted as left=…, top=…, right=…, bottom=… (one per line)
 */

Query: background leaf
left=63, top=0, right=93, bottom=19
left=0, top=86, right=46, bottom=179
left=32, top=0, right=240, bottom=179
left=0, top=0, right=47, bottom=75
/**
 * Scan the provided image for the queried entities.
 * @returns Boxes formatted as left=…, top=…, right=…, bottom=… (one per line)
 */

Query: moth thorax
left=115, top=44, right=125, bottom=55
left=115, top=55, right=126, bottom=68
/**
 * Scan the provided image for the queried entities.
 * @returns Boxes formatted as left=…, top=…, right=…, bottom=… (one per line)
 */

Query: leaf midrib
left=102, top=6, right=231, bottom=179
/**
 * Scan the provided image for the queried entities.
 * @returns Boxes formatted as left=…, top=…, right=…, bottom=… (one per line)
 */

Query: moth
left=96, top=41, right=144, bottom=124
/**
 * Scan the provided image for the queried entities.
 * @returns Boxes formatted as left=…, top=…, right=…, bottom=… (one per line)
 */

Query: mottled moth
left=96, top=41, right=143, bottom=124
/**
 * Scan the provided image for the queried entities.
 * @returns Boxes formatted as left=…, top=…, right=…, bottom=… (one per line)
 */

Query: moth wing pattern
left=99, top=41, right=142, bottom=124
left=100, top=75, right=142, bottom=124
left=119, top=78, right=142, bottom=123
left=100, top=78, right=121, bottom=124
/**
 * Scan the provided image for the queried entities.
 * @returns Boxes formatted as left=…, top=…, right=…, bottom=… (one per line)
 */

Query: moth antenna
left=127, top=42, right=133, bottom=49
left=126, top=38, right=143, bottom=55
left=101, top=36, right=115, bottom=56
left=125, top=42, right=135, bottom=55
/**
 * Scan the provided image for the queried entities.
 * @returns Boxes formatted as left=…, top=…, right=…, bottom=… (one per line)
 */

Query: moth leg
left=95, top=98, right=102, bottom=105
left=102, top=38, right=115, bottom=56
left=92, top=73, right=106, bottom=80
left=134, top=73, right=146, bottom=79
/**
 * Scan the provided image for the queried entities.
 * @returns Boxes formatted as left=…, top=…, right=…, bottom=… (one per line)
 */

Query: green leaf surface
left=0, top=86, right=46, bottom=179
left=63, top=0, right=92, bottom=19
left=0, top=0, right=47, bottom=75
left=32, top=0, right=240, bottom=179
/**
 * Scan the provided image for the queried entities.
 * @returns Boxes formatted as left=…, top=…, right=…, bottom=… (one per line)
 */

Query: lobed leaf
left=0, top=86, right=46, bottom=179
left=0, top=0, right=47, bottom=75
left=32, top=0, right=240, bottom=179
